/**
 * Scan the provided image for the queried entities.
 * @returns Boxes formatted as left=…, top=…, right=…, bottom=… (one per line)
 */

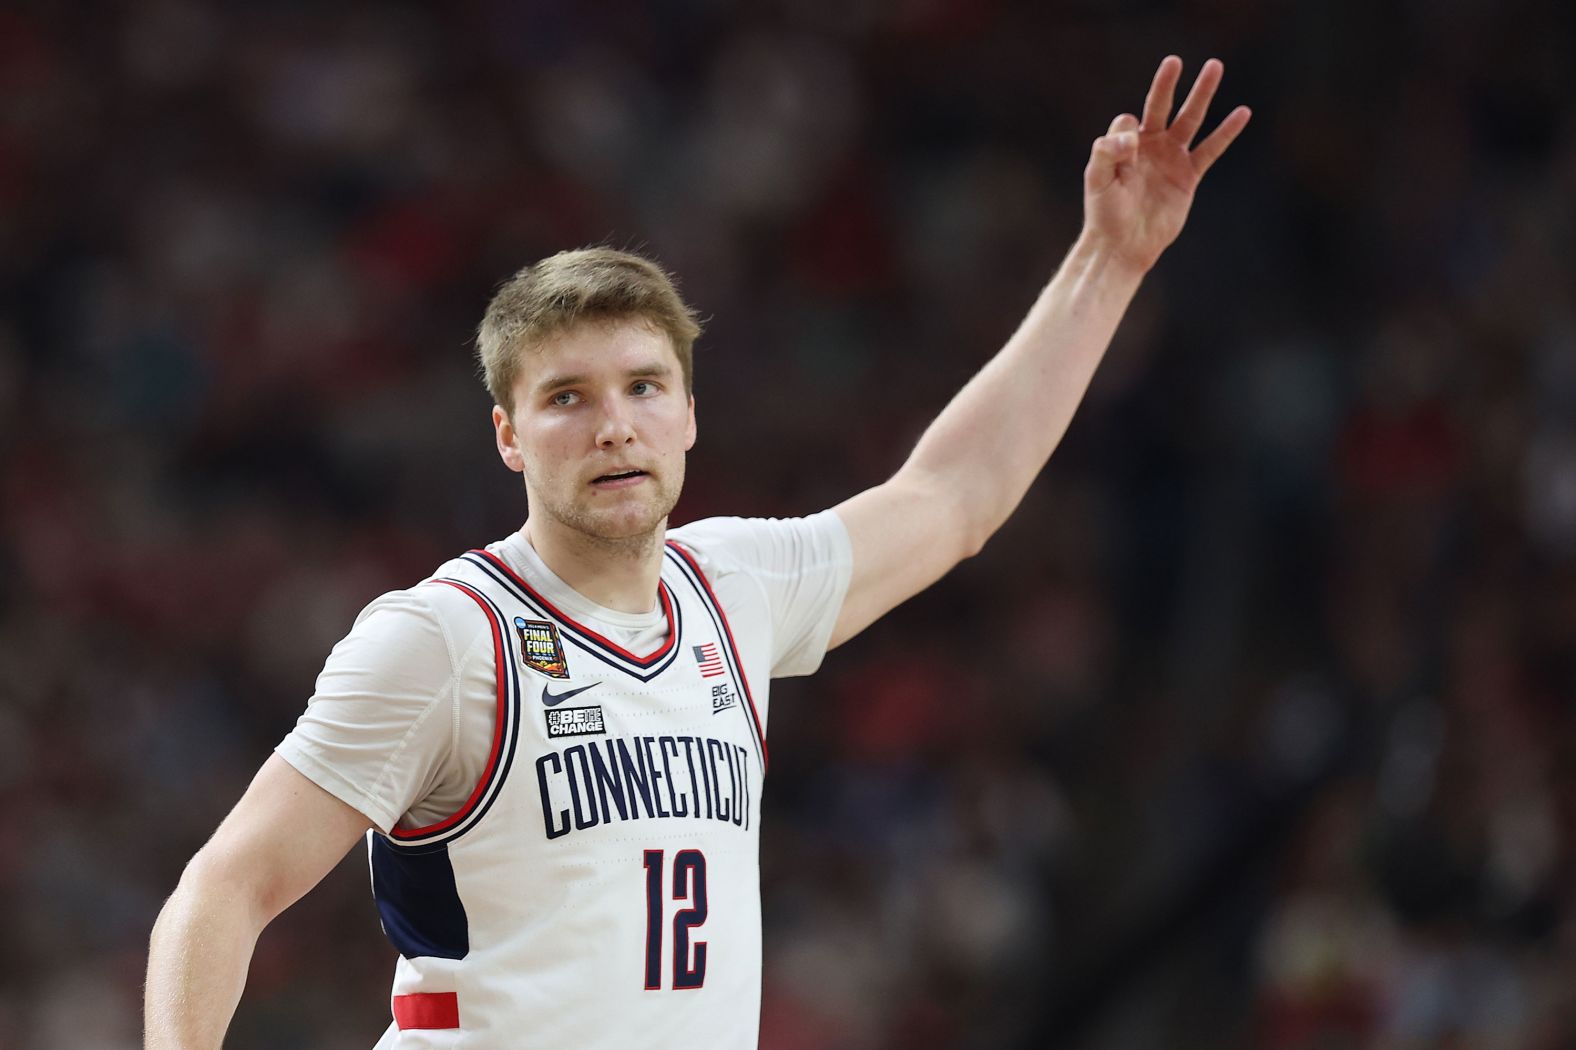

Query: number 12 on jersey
left=643, top=849, right=708, bottom=990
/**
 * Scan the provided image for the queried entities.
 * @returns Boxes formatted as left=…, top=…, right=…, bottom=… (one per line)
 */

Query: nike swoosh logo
left=542, top=682, right=599, bottom=707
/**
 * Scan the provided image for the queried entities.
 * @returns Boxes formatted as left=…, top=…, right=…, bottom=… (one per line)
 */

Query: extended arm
left=144, top=755, right=374, bottom=1049
left=830, top=56, right=1250, bottom=647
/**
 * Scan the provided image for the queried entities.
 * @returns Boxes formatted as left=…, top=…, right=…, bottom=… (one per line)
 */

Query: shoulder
left=665, top=516, right=753, bottom=579
left=341, top=560, right=506, bottom=662
left=669, top=513, right=854, bottom=676
left=667, top=511, right=851, bottom=581
left=671, top=510, right=844, bottom=567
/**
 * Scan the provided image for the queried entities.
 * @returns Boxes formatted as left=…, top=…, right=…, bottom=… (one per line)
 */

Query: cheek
left=518, top=424, right=576, bottom=474
left=649, top=404, right=693, bottom=446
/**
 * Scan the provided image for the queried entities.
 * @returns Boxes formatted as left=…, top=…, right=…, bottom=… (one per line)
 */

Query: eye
left=631, top=380, right=658, bottom=397
left=550, top=390, right=581, bottom=407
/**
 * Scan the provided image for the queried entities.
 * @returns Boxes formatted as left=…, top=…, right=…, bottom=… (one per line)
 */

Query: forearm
left=901, top=232, right=1146, bottom=548
left=144, top=866, right=267, bottom=1050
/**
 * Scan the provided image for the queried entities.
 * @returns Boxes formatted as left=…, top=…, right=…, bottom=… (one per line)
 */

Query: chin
left=591, top=516, right=665, bottom=541
left=571, top=499, right=673, bottom=543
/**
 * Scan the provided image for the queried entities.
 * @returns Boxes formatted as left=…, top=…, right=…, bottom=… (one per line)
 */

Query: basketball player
left=145, top=57, right=1248, bottom=1048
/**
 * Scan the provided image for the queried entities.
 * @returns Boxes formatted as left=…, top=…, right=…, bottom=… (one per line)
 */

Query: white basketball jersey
left=368, top=540, right=770, bottom=1049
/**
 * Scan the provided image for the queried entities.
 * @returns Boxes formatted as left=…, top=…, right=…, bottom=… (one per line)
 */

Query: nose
left=594, top=401, right=636, bottom=449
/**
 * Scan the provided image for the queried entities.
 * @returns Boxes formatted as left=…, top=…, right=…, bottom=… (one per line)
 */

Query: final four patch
left=514, top=616, right=570, bottom=678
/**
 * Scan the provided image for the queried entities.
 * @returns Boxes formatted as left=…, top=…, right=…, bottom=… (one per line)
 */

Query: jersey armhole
left=383, top=577, right=521, bottom=850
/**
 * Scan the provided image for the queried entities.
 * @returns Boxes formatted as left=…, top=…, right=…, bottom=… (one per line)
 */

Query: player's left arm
left=829, top=56, right=1249, bottom=649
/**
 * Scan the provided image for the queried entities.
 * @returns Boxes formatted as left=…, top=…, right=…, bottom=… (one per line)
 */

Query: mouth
left=590, top=469, right=649, bottom=489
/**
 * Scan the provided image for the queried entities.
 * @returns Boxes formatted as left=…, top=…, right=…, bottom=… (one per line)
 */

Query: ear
left=684, top=395, right=697, bottom=451
left=493, top=405, right=526, bottom=473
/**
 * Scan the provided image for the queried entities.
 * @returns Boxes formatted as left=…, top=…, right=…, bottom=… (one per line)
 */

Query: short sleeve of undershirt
left=276, top=512, right=851, bottom=833
left=667, top=509, right=853, bottom=678
left=274, top=584, right=496, bottom=834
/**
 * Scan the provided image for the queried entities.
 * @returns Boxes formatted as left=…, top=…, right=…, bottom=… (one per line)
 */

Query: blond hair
left=476, top=248, right=703, bottom=413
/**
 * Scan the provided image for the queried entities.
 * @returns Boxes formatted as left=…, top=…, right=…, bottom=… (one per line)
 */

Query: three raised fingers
left=1137, top=55, right=1250, bottom=171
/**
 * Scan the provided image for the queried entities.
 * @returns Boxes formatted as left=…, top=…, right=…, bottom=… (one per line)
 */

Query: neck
left=522, top=517, right=667, bottom=614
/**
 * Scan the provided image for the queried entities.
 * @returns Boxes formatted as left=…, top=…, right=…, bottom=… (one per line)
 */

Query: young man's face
left=493, top=319, right=696, bottom=546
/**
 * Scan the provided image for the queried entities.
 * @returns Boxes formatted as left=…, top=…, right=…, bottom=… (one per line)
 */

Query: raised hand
left=1083, top=56, right=1251, bottom=273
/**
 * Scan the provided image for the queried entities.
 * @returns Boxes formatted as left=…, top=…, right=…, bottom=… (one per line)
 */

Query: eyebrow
left=534, top=361, right=674, bottom=395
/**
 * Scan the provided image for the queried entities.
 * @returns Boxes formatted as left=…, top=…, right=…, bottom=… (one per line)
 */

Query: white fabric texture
left=276, top=511, right=851, bottom=832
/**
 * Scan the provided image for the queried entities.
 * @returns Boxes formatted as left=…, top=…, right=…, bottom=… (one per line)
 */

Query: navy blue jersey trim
left=370, top=834, right=470, bottom=960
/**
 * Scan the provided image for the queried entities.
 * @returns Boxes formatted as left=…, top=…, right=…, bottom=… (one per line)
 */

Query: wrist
left=1065, top=230, right=1151, bottom=290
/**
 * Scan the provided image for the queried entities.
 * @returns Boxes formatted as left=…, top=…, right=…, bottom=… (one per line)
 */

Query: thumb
left=1084, top=130, right=1137, bottom=192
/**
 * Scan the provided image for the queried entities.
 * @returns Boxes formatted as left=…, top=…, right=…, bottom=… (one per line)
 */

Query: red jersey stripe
left=393, top=991, right=460, bottom=1030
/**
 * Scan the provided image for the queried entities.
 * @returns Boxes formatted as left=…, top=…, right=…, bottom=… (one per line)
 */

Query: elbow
left=177, top=843, right=231, bottom=894
left=943, top=482, right=1006, bottom=562
left=896, top=469, right=992, bottom=563
left=956, top=501, right=1002, bottom=561
left=171, top=845, right=274, bottom=930
left=951, top=518, right=991, bottom=563
left=958, top=525, right=989, bottom=562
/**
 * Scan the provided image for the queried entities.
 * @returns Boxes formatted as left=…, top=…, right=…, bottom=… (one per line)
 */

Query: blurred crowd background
left=2, top=0, right=1574, bottom=1047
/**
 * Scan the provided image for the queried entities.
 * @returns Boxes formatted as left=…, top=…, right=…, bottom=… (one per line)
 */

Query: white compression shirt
left=276, top=512, right=852, bottom=832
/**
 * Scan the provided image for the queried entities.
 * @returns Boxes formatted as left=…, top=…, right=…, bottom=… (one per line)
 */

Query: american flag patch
left=694, top=643, right=725, bottom=678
